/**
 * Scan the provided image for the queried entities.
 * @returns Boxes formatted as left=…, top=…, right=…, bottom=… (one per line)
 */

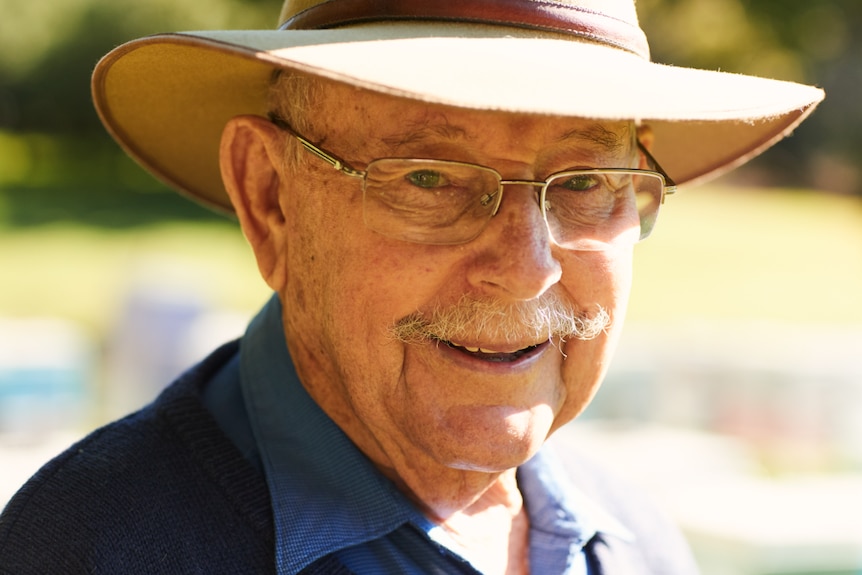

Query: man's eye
left=559, top=174, right=600, bottom=192
left=406, top=170, right=448, bottom=188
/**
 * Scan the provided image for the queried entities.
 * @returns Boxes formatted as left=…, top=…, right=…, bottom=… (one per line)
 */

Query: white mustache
left=389, top=293, right=610, bottom=346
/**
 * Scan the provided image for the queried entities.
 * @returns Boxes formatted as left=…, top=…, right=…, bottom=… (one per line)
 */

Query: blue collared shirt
left=204, top=295, right=631, bottom=574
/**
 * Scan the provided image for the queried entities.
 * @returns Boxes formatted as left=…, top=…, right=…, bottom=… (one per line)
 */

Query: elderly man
left=0, top=0, right=822, bottom=573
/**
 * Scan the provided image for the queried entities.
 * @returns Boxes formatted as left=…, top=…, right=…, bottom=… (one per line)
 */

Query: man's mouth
left=442, top=340, right=544, bottom=362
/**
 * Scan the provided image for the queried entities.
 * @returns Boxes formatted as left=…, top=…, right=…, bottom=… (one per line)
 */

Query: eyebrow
left=380, top=119, right=471, bottom=153
left=556, top=123, right=631, bottom=154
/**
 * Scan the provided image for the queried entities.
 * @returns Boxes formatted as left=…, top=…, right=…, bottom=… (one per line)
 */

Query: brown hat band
left=279, top=0, right=650, bottom=59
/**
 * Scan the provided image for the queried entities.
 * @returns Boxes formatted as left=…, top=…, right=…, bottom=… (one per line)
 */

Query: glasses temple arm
left=268, top=113, right=364, bottom=178
left=637, top=140, right=678, bottom=195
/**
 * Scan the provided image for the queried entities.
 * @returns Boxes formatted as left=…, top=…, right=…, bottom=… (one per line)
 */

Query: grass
left=1, top=184, right=861, bottom=334
left=629, top=184, right=862, bottom=324
left=0, top=222, right=271, bottom=334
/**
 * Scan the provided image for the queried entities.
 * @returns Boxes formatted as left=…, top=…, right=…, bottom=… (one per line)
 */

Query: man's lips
left=442, top=340, right=547, bottom=362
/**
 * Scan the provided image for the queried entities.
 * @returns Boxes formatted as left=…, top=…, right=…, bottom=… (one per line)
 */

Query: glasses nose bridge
left=491, top=178, right=546, bottom=216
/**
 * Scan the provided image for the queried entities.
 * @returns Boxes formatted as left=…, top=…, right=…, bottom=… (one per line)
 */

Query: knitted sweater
left=0, top=341, right=699, bottom=574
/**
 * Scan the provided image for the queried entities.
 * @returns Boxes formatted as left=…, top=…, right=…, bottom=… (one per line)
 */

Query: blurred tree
left=0, top=0, right=282, bottom=225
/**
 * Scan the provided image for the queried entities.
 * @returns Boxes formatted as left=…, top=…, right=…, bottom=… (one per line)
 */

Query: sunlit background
left=2, top=0, right=861, bottom=573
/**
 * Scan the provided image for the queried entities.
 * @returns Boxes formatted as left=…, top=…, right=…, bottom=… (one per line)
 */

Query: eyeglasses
left=269, top=114, right=676, bottom=250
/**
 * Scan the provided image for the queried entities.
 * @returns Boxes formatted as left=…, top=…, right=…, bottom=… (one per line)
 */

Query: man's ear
left=220, top=115, right=290, bottom=290
left=636, top=123, right=655, bottom=170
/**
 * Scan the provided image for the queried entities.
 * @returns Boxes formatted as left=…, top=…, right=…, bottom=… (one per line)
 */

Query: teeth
left=460, top=345, right=505, bottom=354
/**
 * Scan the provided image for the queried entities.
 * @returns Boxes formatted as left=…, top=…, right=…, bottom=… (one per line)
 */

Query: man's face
left=261, top=82, right=635, bottom=475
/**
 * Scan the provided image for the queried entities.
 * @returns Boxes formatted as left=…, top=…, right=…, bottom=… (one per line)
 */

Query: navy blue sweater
left=0, top=340, right=698, bottom=574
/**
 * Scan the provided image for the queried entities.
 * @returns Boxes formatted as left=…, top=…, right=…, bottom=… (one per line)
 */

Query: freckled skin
left=221, top=79, right=644, bottom=518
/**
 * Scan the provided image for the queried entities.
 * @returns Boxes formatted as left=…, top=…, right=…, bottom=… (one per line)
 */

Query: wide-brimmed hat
left=92, top=0, right=824, bottom=214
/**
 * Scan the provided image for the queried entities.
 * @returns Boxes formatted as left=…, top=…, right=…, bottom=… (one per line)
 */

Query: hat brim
left=92, top=27, right=824, bottom=214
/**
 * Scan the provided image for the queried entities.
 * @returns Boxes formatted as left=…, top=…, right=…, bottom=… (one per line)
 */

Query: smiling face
left=223, top=78, right=638, bottom=481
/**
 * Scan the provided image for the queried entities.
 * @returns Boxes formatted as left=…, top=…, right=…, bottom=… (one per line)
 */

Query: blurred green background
left=1, top=1, right=861, bottom=574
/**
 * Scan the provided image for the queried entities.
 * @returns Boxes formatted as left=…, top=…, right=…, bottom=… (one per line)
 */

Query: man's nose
left=465, top=186, right=562, bottom=301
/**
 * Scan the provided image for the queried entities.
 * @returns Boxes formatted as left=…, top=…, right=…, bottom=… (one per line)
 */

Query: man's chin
left=433, top=406, right=553, bottom=472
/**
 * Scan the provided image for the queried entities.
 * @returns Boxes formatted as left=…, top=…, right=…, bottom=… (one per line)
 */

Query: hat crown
left=278, top=0, right=649, bottom=59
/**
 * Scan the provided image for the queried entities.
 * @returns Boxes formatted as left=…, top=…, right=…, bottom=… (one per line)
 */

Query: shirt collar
left=519, top=447, right=634, bottom=545
left=239, top=295, right=421, bottom=574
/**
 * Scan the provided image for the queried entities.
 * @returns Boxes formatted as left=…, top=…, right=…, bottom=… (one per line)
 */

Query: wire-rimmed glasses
left=269, top=114, right=676, bottom=250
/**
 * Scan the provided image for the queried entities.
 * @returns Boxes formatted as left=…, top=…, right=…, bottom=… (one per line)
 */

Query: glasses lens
left=543, top=170, right=664, bottom=250
left=363, top=159, right=500, bottom=245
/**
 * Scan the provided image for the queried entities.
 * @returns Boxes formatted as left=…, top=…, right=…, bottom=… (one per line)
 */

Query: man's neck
left=385, top=466, right=531, bottom=575
left=435, top=469, right=531, bottom=575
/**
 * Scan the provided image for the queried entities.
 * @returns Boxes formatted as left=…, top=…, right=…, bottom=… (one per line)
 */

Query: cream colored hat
left=92, top=0, right=824, bottom=214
